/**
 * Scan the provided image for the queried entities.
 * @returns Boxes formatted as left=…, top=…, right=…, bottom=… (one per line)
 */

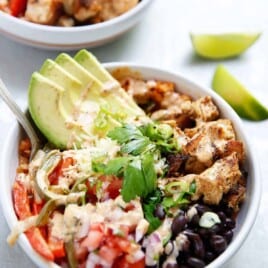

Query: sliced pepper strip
left=12, top=180, right=54, bottom=261
left=25, top=227, right=54, bottom=261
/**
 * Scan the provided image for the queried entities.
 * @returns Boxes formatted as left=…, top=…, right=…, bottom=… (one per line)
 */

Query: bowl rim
left=0, top=62, right=261, bottom=268
left=0, top=0, right=152, bottom=32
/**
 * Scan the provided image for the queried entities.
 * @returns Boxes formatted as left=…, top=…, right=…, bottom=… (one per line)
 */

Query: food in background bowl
left=0, top=0, right=152, bottom=49
left=0, top=0, right=140, bottom=26
left=1, top=51, right=260, bottom=268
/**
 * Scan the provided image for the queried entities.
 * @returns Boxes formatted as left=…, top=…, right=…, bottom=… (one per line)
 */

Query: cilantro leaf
left=108, top=124, right=143, bottom=144
left=121, top=159, right=146, bottom=202
left=104, top=157, right=129, bottom=176
left=121, top=138, right=153, bottom=156
left=141, top=153, right=157, bottom=194
left=143, top=189, right=162, bottom=233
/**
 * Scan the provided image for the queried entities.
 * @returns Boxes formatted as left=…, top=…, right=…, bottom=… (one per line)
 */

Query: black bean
left=186, top=257, right=206, bottom=268
left=222, top=229, right=233, bottom=244
left=190, top=214, right=200, bottom=227
left=208, top=223, right=222, bottom=235
left=195, top=204, right=211, bottom=215
left=205, top=251, right=215, bottom=263
left=154, top=204, right=166, bottom=220
left=197, top=227, right=210, bottom=238
left=166, top=263, right=179, bottom=268
left=183, top=231, right=205, bottom=259
left=225, top=218, right=236, bottom=229
left=210, top=235, right=227, bottom=254
left=172, top=214, right=188, bottom=236
left=217, top=211, right=226, bottom=223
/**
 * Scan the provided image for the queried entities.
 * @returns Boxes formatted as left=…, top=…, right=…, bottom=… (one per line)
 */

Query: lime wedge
left=190, top=32, right=261, bottom=59
left=212, top=65, right=268, bottom=121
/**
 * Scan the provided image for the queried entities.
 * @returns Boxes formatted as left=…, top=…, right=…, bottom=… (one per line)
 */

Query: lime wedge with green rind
left=190, top=32, right=261, bottom=59
left=212, top=65, right=268, bottom=121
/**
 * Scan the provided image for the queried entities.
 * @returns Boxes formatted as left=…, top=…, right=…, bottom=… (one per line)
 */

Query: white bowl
left=0, top=63, right=261, bottom=268
left=0, top=0, right=153, bottom=50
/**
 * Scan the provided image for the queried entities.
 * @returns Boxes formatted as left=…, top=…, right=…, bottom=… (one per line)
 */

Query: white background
left=0, top=0, right=268, bottom=267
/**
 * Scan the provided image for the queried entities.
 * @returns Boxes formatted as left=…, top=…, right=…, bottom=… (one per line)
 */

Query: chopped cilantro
left=142, top=189, right=162, bottom=233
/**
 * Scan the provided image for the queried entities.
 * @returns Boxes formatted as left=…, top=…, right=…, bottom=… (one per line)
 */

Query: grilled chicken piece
left=96, top=0, right=139, bottom=21
left=161, top=153, right=242, bottom=206
left=25, top=0, right=62, bottom=25
left=183, top=119, right=245, bottom=173
left=181, top=96, right=220, bottom=122
left=151, top=95, right=218, bottom=129
left=62, top=0, right=138, bottom=22
left=195, top=153, right=242, bottom=204
left=57, top=15, right=75, bottom=26
left=225, top=179, right=246, bottom=211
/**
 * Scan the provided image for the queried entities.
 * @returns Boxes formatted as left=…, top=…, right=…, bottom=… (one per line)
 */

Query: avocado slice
left=28, top=73, right=78, bottom=149
left=74, top=49, right=114, bottom=83
left=55, top=53, right=98, bottom=87
left=28, top=51, right=147, bottom=149
left=56, top=51, right=143, bottom=117
left=40, top=59, right=82, bottom=106
left=74, top=50, right=142, bottom=113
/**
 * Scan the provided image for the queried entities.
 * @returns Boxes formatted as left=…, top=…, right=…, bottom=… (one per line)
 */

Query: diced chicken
left=181, top=96, right=220, bottom=122
left=62, top=0, right=138, bottom=22
left=195, top=153, right=242, bottom=204
left=122, top=77, right=151, bottom=104
left=161, top=153, right=242, bottom=205
left=225, top=176, right=247, bottom=211
left=183, top=119, right=245, bottom=173
left=96, top=0, right=139, bottom=21
left=57, top=15, right=75, bottom=26
left=25, top=0, right=62, bottom=25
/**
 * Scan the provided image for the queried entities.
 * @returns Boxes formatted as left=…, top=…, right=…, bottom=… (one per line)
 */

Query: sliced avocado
left=28, top=51, right=148, bottom=149
left=55, top=53, right=98, bottom=87
left=74, top=49, right=114, bottom=83
left=74, top=50, right=144, bottom=113
left=40, top=59, right=82, bottom=105
left=28, top=72, right=78, bottom=149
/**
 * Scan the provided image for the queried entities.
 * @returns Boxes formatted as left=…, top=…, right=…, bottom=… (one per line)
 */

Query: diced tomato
left=99, top=245, right=120, bottom=264
left=26, top=227, right=54, bottom=262
left=74, top=242, right=88, bottom=262
left=112, top=255, right=145, bottom=268
left=81, top=230, right=104, bottom=251
left=9, top=0, right=27, bottom=17
left=106, top=179, right=122, bottom=199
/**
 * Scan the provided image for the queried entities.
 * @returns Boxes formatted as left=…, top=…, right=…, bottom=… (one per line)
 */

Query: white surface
left=0, top=0, right=268, bottom=267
